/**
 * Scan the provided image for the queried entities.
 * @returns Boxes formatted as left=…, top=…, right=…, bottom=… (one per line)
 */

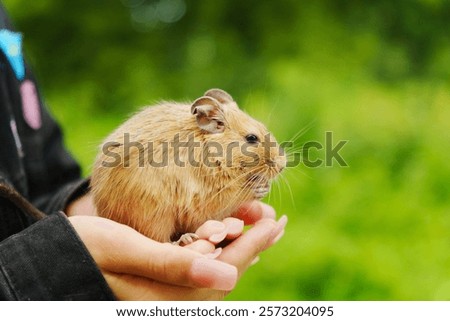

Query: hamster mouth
left=247, top=175, right=271, bottom=199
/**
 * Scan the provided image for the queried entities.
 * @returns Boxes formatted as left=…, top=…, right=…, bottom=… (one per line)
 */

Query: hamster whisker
left=209, top=165, right=264, bottom=208
left=195, top=166, right=262, bottom=214
left=285, top=146, right=309, bottom=154
left=275, top=177, right=283, bottom=206
left=269, top=175, right=280, bottom=206
left=293, top=164, right=313, bottom=179
left=279, top=172, right=297, bottom=212
left=287, top=120, right=316, bottom=144
left=222, top=185, right=254, bottom=217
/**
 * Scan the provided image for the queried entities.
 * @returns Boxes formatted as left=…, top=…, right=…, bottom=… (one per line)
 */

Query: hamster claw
left=248, top=175, right=271, bottom=199
left=254, top=185, right=270, bottom=199
left=173, top=233, right=199, bottom=246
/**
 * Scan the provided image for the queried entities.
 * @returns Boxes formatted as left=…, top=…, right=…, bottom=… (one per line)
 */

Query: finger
left=184, top=239, right=216, bottom=254
left=103, top=272, right=227, bottom=301
left=273, top=229, right=285, bottom=244
left=196, top=218, right=244, bottom=244
left=233, top=201, right=276, bottom=225
left=69, top=216, right=237, bottom=291
left=263, top=215, right=288, bottom=250
left=196, top=220, right=226, bottom=240
left=218, top=218, right=279, bottom=275
left=223, top=217, right=244, bottom=239
left=218, top=215, right=287, bottom=274
left=204, top=248, right=222, bottom=259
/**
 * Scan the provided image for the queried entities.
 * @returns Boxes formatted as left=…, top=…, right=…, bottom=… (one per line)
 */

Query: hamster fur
left=90, top=89, right=286, bottom=242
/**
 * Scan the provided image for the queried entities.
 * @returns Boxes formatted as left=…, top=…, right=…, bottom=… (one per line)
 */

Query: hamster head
left=191, top=89, right=286, bottom=200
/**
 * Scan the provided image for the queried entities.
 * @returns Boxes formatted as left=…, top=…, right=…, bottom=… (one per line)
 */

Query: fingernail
left=261, top=203, right=276, bottom=219
left=271, top=215, right=287, bottom=239
left=263, top=215, right=288, bottom=250
left=196, top=221, right=226, bottom=239
left=209, top=230, right=228, bottom=243
left=272, top=229, right=285, bottom=245
left=204, top=248, right=223, bottom=259
left=207, top=221, right=226, bottom=233
left=223, top=218, right=244, bottom=237
left=251, top=256, right=260, bottom=266
left=190, top=257, right=237, bottom=291
left=278, top=215, right=288, bottom=230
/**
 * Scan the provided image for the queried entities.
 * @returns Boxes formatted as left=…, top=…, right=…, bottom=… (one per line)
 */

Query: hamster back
left=90, top=89, right=286, bottom=242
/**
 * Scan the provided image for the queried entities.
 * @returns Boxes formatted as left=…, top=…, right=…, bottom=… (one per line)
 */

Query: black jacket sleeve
left=0, top=2, right=115, bottom=300
left=0, top=212, right=114, bottom=300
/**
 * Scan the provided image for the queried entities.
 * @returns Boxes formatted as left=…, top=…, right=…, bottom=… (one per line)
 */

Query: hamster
left=90, top=89, right=286, bottom=243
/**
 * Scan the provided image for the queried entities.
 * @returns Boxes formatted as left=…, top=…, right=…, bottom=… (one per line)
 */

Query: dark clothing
left=0, top=3, right=115, bottom=300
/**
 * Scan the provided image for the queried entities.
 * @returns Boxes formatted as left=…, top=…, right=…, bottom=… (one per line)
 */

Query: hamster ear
left=191, top=96, right=225, bottom=134
left=204, top=88, right=234, bottom=104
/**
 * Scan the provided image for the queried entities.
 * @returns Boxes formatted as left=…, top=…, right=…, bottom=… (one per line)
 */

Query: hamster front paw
left=172, top=233, right=199, bottom=246
left=247, top=175, right=271, bottom=199
left=253, top=182, right=270, bottom=199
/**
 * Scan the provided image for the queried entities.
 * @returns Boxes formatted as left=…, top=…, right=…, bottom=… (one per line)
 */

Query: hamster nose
left=266, top=159, right=276, bottom=167
left=267, top=157, right=286, bottom=173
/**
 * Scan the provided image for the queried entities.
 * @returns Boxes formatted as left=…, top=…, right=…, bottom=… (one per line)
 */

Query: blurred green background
left=3, top=0, right=450, bottom=300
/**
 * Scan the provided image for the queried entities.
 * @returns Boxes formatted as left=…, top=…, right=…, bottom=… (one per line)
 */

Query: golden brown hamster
left=90, top=89, right=286, bottom=243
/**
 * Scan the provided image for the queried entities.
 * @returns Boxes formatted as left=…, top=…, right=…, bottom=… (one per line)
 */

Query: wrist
left=65, top=193, right=98, bottom=217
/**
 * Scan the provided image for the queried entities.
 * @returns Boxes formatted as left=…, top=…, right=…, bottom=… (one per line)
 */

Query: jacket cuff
left=0, top=211, right=115, bottom=300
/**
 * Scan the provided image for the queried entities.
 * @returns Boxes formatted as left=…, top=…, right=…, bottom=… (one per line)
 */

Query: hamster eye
left=245, top=134, right=259, bottom=144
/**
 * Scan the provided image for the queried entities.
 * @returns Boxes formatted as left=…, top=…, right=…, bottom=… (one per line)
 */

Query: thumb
left=68, top=216, right=237, bottom=291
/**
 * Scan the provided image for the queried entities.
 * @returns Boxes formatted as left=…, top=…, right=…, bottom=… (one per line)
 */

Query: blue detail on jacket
left=0, top=29, right=25, bottom=80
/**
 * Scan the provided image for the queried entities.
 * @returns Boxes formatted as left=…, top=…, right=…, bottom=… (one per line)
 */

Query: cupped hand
left=67, top=196, right=286, bottom=300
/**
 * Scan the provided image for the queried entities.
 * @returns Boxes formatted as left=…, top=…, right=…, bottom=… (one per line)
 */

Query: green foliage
left=3, top=0, right=449, bottom=300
